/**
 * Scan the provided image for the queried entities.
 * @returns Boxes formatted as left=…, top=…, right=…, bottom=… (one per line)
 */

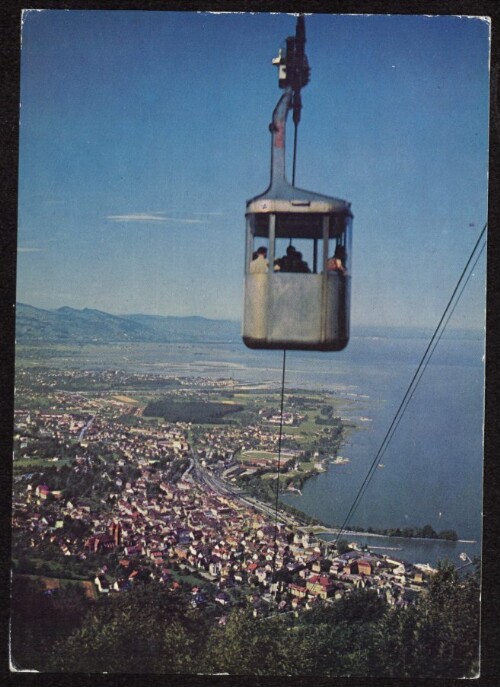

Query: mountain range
left=15, top=303, right=240, bottom=344
left=15, top=303, right=481, bottom=346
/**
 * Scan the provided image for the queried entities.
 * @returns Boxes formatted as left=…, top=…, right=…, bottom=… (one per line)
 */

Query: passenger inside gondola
left=249, top=246, right=269, bottom=273
left=279, top=245, right=310, bottom=273
left=326, top=245, right=347, bottom=275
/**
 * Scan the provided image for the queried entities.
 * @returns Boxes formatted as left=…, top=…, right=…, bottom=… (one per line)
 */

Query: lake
left=277, top=329, right=485, bottom=566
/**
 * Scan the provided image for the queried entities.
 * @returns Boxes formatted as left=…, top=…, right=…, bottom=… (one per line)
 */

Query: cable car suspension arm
left=271, top=14, right=310, bottom=186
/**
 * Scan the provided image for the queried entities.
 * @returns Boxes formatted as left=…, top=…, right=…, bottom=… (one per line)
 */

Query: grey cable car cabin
left=242, top=17, right=353, bottom=351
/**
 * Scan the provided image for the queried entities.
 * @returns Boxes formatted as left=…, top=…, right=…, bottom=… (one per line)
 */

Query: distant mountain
left=15, top=304, right=241, bottom=344
left=15, top=304, right=482, bottom=346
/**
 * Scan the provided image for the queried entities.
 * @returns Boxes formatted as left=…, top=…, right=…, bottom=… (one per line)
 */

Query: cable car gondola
left=242, top=16, right=353, bottom=351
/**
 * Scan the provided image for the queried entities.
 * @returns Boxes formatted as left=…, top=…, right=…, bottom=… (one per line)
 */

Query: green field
left=240, top=450, right=280, bottom=462
left=13, top=456, right=72, bottom=473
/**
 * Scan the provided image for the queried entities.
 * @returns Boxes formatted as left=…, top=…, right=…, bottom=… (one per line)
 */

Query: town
left=12, top=366, right=435, bottom=618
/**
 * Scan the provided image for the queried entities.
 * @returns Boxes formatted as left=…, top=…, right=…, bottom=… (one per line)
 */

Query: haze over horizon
left=17, top=12, right=489, bottom=331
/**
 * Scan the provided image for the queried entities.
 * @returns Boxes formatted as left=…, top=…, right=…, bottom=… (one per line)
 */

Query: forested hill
left=15, top=303, right=240, bottom=344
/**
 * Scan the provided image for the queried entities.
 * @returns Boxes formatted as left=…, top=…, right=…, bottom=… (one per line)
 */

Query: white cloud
left=107, top=212, right=204, bottom=224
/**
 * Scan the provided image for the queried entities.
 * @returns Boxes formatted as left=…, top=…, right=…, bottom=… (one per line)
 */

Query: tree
left=422, top=523, right=438, bottom=539
left=419, top=561, right=480, bottom=676
left=46, top=583, right=207, bottom=673
left=202, top=609, right=296, bottom=675
left=10, top=577, right=90, bottom=671
left=336, top=539, right=350, bottom=554
left=368, top=562, right=480, bottom=678
left=13, top=560, right=480, bottom=677
left=437, top=529, right=458, bottom=541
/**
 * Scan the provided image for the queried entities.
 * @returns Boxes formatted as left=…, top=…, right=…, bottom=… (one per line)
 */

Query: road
left=190, top=450, right=301, bottom=528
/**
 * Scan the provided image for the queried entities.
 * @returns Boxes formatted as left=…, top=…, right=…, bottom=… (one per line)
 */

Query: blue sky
left=17, top=11, right=489, bottom=329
